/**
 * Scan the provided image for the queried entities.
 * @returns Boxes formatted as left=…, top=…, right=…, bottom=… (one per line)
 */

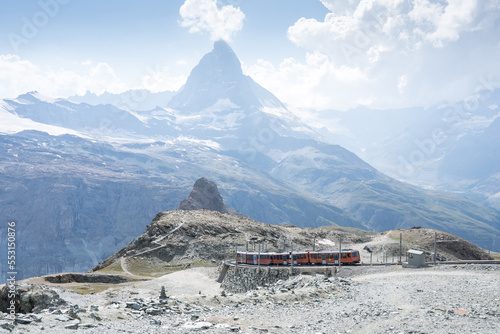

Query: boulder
left=0, top=284, right=66, bottom=314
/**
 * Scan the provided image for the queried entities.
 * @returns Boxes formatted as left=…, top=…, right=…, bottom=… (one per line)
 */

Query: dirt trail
left=353, top=232, right=401, bottom=263
left=119, top=257, right=153, bottom=279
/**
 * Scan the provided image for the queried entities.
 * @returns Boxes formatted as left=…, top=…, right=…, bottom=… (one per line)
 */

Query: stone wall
left=222, top=265, right=300, bottom=293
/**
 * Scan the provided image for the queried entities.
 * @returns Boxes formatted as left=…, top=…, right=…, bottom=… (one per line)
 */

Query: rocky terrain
left=1, top=208, right=499, bottom=333
left=90, top=208, right=492, bottom=276
left=1, top=265, right=499, bottom=333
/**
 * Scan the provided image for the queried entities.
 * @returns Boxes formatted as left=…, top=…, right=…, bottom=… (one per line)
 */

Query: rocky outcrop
left=178, top=177, right=241, bottom=215
left=0, top=284, right=66, bottom=314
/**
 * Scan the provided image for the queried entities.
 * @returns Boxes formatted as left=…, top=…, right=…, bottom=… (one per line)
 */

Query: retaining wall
left=221, top=265, right=300, bottom=293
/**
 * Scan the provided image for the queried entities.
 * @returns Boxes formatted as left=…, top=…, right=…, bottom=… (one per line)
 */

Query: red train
left=236, top=249, right=360, bottom=266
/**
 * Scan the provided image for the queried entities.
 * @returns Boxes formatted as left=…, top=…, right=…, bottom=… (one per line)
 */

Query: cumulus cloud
left=288, top=0, right=492, bottom=65
left=179, top=0, right=245, bottom=41
left=262, top=0, right=500, bottom=110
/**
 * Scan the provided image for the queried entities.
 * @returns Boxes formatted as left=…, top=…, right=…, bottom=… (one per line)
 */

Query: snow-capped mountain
left=169, top=40, right=285, bottom=112
left=1, top=41, right=499, bottom=281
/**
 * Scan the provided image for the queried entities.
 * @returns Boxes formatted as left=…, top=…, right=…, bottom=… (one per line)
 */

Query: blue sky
left=1, top=0, right=500, bottom=110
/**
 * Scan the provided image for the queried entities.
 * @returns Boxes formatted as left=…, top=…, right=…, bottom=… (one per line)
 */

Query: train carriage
left=287, top=251, right=309, bottom=265
left=270, top=252, right=287, bottom=265
left=342, top=249, right=360, bottom=264
left=236, top=251, right=273, bottom=265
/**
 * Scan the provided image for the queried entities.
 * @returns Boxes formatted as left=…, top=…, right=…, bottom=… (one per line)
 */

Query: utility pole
left=258, top=242, right=261, bottom=270
left=399, top=233, right=402, bottom=264
left=338, top=237, right=342, bottom=268
left=313, top=237, right=316, bottom=251
left=433, top=232, right=437, bottom=264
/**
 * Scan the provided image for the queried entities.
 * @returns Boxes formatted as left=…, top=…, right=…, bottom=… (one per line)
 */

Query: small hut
left=406, top=249, right=426, bottom=267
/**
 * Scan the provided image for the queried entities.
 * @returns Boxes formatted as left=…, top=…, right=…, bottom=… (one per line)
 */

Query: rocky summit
left=178, top=177, right=240, bottom=216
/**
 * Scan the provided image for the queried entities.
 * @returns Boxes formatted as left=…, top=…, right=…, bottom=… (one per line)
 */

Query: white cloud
left=244, top=52, right=370, bottom=110
left=409, top=0, right=479, bottom=47
left=0, top=55, right=188, bottom=100
left=0, top=55, right=128, bottom=99
left=179, top=0, right=245, bottom=41
left=275, top=0, right=500, bottom=110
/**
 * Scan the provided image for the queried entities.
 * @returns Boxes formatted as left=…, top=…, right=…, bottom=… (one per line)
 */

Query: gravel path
left=2, top=265, right=499, bottom=333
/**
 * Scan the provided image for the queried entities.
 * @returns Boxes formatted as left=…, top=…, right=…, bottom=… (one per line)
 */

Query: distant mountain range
left=1, top=40, right=499, bottom=281
left=68, top=89, right=176, bottom=111
left=313, top=89, right=500, bottom=210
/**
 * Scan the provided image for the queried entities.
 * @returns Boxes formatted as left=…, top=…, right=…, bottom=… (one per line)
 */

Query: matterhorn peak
left=168, top=40, right=285, bottom=112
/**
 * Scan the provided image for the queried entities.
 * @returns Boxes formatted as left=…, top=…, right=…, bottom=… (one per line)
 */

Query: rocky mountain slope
left=91, top=209, right=492, bottom=276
